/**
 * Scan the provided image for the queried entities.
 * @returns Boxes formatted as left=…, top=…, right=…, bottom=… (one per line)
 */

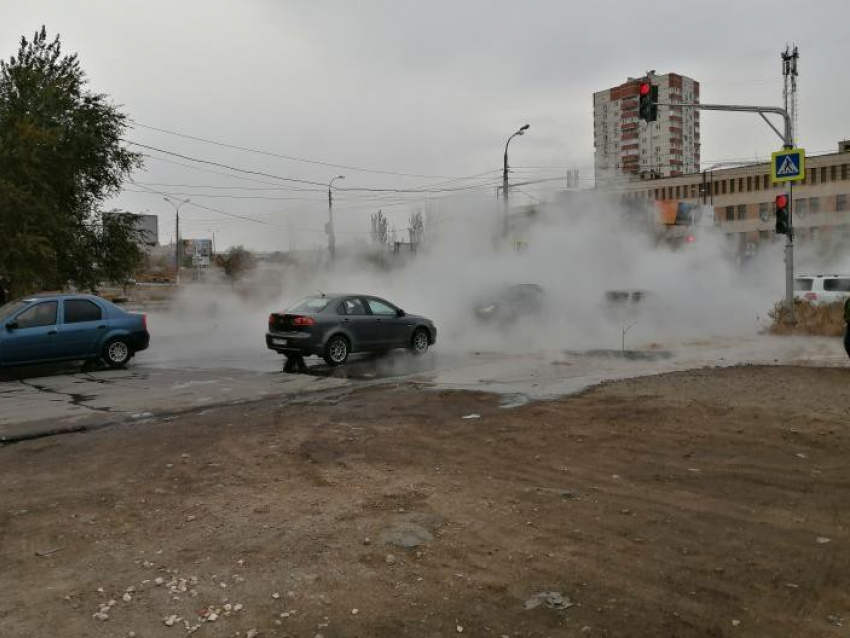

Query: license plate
left=272, top=338, right=288, bottom=346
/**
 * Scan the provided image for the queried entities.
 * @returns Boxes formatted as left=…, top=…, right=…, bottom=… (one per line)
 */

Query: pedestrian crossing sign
left=771, top=148, right=805, bottom=183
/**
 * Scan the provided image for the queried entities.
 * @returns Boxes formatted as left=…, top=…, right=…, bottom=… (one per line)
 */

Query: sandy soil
left=1, top=365, right=849, bottom=638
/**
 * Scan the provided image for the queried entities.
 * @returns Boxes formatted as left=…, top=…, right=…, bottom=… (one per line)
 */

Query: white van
left=794, top=274, right=850, bottom=303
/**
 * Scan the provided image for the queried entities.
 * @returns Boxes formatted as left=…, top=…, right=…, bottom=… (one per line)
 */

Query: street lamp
left=327, top=175, right=345, bottom=260
left=503, top=124, right=530, bottom=236
left=163, top=197, right=190, bottom=284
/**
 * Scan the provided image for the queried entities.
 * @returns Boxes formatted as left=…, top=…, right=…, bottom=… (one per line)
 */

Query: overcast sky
left=3, top=1, right=849, bottom=251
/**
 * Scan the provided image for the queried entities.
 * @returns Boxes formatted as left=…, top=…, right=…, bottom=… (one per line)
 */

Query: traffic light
left=638, top=82, right=658, bottom=123
left=775, top=193, right=789, bottom=234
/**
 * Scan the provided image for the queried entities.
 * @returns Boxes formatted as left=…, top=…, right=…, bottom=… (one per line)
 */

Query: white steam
left=141, top=191, right=806, bottom=368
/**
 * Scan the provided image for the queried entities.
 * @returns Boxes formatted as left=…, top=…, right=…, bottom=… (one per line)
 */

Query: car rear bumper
left=129, top=330, right=150, bottom=352
left=266, top=330, right=324, bottom=357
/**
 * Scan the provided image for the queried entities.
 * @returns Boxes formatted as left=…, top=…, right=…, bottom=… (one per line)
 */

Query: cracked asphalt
left=0, top=366, right=348, bottom=442
left=1, top=331, right=844, bottom=443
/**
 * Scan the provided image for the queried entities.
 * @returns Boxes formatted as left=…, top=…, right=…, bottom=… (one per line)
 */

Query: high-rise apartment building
left=593, top=71, right=700, bottom=184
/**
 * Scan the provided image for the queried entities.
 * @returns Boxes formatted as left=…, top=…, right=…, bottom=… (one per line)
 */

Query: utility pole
left=163, top=197, right=190, bottom=285
left=502, top=124, right=529, bottom=238
left=327, top=175, right=345, bottom=260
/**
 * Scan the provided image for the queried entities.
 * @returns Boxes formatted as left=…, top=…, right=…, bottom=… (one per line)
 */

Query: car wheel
left=410, top=328, right=430, bottom=355
left=323, top=335, right=349, bottom=366
left=103, top=337, right=132, bottom=369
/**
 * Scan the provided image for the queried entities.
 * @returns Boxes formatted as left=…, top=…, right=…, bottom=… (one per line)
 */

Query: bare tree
left=408, top=210, right=425, bottom=246
left=370, top=210, right=389, bottom=246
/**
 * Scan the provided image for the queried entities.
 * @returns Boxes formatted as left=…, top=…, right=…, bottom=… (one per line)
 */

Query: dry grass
left=768, top=300, right=845, bottom=336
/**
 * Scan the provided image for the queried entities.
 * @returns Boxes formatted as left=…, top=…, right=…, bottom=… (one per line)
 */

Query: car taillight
left=142, top=314, right=147, bottom=330
left=268, top=313, right=275, bottom=328
left=292, top=316, right=316, bottom=326
left=804, top=292, right=817, bottom=301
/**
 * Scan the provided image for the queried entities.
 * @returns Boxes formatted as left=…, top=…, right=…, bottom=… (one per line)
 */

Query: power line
left=138, top=154, right=326, bottom=190
left=132, top=141, right=505, bottom=196
left=131, top=120, right=478, bottom=180
left=127, top=141, right=330, bottom=187
left=129, top=181, right=281, bottom=227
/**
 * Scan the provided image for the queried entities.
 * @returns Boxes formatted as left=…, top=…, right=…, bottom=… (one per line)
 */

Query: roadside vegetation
left=0, top=27, right=143, bottom=298
left=768, top=300, right=845, bottom=336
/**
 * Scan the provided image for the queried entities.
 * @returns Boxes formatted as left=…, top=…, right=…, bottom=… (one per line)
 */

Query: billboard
left=134, top=214, right=159, bottom=246
left=103, top=211, right=159, bottom=246
left=182, top=238, right=213, bottom=257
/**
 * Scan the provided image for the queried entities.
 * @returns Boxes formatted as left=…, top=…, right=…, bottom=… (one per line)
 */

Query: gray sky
left=4, top=0, right=849, bottom=251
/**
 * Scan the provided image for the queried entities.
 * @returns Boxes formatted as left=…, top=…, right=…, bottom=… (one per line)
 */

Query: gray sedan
left=266, top=294, right=436, bottom=369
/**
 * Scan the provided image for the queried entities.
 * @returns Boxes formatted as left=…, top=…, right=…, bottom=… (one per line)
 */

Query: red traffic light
left=775, top=194, right=788, bottom=208
left=639, top=82, right=651, bottom=96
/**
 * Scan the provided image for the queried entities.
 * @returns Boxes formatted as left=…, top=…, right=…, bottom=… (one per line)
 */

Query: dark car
left=266, top=294, right=436, bottom=368
left=0, top=294, right=149, bottom=369
left=473, top=283, right=546, bottom=325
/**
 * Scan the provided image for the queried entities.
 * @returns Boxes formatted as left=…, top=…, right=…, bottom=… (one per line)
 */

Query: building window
left=810, top=197, right=820, bottom=213
left=737, top=204, right=746, bottom=220
left=821, top=167, right=827, bottom=183
left=722, top=180, right=727, bottom=194
left=738, top=178, right=744, bottom=192
left=730, top=179, right=735, bottom=194
left=746, top=176, right=752, bottom=191
left=831, top=165, right=837, bottom=181
left=763, top=174, right=770, bottom=189
left=675, top=186, right=681, bottom=199
left=755, top=175, right=761, bottom=191
left=726, top=206, right=734, bottom=221
left=759, top=202, right=769, bottom=219
left=843, top=164, right=848, bottom=180
left=811, top=170, right=817, bottom=185
left=837, top=194, right=847, bottom=211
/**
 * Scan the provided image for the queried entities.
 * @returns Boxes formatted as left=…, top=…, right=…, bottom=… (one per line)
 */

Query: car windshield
left=0, top=300, right=27, bottom=320
left=287, top=296, right=332, bottom=314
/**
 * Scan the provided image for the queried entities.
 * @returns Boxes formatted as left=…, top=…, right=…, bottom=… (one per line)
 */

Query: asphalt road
left=1, top=329, right=844, bottom=443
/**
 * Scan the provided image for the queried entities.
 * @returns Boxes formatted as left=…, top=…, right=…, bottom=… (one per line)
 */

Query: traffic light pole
left=656, top=101, right=795, bottom=319
left=786, top=182, right=794, bottom=317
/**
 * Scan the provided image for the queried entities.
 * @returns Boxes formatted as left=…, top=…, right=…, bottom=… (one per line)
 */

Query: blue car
left=0, top=293, right=149, bottom=369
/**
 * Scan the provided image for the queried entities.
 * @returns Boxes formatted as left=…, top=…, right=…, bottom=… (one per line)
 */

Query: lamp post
left=163, top=197, right=190, bottom=285
left=327, top=175, right=345, bottom=260
left=502, top=124, right=529, bottom=237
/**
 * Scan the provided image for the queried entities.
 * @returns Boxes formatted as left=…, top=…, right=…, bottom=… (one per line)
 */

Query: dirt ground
left=1, top=365, right=849, bottom=638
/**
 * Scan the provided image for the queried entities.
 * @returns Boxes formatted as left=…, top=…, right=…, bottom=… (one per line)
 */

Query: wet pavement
left=1, top=328, right=845, bottom=442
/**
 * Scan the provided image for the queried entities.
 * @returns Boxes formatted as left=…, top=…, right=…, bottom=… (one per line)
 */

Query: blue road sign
left=771, top=148, right=805, bottom=183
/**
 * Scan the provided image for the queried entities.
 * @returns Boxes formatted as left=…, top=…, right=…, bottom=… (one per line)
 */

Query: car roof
left=309, top=293, right=389, bottom=300
left=22, top=293, right=107, bottom=301
left=796, top=274, right=850, bottom=278
left=20, top=292, right=106, bottom=303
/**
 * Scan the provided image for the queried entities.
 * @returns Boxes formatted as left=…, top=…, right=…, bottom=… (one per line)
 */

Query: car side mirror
left=5, top=321, right=18, bottom=331
left=396, top=309, right=406, bottom=318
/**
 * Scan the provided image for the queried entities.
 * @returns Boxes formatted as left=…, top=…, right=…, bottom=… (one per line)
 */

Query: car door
left=60, top=298, right=107, bottom=358
left=337, top=297, right=374, bottom=351
left=1, top=300, right=60, bottom=364
left=365, top=297, right=407, bottom=348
